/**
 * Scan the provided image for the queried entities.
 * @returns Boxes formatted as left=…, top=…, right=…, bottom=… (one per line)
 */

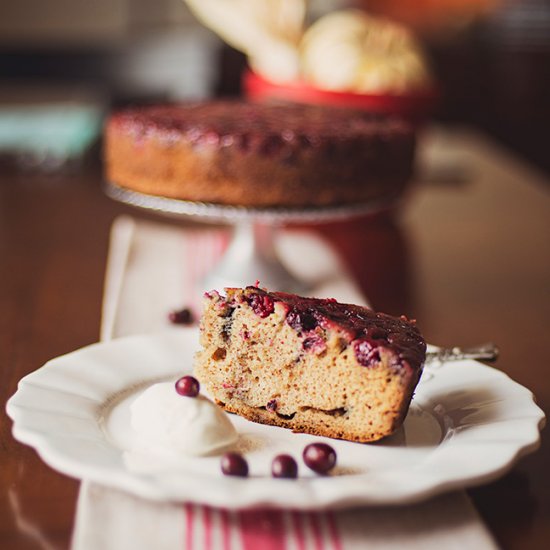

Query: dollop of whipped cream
left=130, top=382, right=238, bottom=457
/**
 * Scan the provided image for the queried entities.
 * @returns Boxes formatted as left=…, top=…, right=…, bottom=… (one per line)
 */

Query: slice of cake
left=194, top=286, right=426, bottom=443
left=104, top=100, right=415, bottom=208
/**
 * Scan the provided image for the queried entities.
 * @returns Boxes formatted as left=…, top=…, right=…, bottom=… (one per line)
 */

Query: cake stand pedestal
left=105, top=183, right=392, bottom=294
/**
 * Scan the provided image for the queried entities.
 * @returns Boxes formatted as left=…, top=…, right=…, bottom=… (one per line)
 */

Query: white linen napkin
left=72, top=216, right=497, bottom=550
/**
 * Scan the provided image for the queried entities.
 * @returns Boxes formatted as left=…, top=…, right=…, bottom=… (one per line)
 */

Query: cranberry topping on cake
left=105, top=100, right=416, bottom=208
left=231, top=286, right=425, bottom=373
left=109, top=101, right=413, bottom=159
left=244, top=291, right=275, bottom=318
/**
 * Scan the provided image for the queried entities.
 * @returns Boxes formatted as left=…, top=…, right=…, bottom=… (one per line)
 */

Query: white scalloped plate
left=6, top=329, right=545, bottom=509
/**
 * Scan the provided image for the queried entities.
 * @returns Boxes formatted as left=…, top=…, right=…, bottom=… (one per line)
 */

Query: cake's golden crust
left=194, top=289, right=424, bottom=443
left=214, top=393, right=411, bottom=443
left=104, top=101, right=415, bottom=208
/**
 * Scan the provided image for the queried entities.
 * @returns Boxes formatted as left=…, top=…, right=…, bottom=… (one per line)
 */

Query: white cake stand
left=105, top=183, right=394, bottom=293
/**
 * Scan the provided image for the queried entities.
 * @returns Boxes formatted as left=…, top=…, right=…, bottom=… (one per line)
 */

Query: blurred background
left=0, top=0, right=549, bottom=175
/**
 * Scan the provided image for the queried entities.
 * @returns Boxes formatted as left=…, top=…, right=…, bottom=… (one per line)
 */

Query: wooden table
left=1, top=126, right=548, bottom=549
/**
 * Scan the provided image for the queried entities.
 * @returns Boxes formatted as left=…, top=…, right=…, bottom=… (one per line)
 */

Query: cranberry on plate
left=271, top=454, right=298, bottom=479
left=302, top=443, right=337, bottom=474
left=221, top=452, right=249, bottom=477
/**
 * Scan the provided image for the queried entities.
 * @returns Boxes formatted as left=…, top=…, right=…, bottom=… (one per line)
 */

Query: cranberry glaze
left=110, top=101, right=413, bottom=169
left=106, top=100, right=416, bottom=208
left=228, top=287, right=426, bottom=374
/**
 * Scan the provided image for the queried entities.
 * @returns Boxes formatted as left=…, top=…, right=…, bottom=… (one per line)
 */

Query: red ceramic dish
left=243, top=70, right=438, bottom=123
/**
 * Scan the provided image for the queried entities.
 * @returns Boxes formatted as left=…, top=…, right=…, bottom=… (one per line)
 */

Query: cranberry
left=302, top=334, right=327, bottom=354
left=272, top=455, right=298, bottom=479
left=246, top=292, right=274, bottom=318
left=353, top=338, right=381, bottom=366
left=286, top=310, right=317, bottom=333
left=175, top=376, right=200, bottom=397
left=364, top=326, right=387, bottom=340
left=266, top=399, right=278, bottom=412
left=168, top=308, right=193, bottom=325
left=221, top=452, right=249, bottom=477
left=260, top=134, right=283, bottom=156
left=303, top=443, right=337, bottom=474
left=238, top=132, right=251, bottom=153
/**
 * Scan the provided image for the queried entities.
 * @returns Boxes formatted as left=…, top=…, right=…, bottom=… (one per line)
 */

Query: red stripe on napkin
left=184, top=503, right=195, bottom=550
left=203, top=506, right=213, bottom=550
left=290, top=511, right=307, bottom=550
left=327, top=512, right=343, bottom=550
left=239, top=510, right=287, bottom=550
left=220, top=509, right=232, bottom=550
left=308, top=512, right=325, bottom=550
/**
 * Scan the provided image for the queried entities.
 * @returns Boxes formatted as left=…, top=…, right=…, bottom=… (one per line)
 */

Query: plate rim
left=6, top=329, right=545, bottom=509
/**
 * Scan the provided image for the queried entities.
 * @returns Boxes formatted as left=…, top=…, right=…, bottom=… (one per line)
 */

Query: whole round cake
left=104, top=100, right=415, bottom=208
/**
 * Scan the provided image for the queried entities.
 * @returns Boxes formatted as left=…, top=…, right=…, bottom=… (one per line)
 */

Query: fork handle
left=425, top=343, right=499, bottom=364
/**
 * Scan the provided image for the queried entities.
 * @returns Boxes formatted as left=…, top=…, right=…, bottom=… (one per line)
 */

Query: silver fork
left=425, top=343, right=499, bottom=365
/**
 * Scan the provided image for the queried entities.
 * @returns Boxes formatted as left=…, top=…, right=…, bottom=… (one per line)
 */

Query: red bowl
left=243, top=69, right=438, bottom=123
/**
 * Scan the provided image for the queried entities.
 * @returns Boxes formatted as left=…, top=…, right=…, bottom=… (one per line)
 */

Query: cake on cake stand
left=106, top=183, right=393, bottom=294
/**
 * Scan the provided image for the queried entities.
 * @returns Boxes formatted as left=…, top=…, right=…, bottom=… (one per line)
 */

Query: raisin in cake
left=104, top=101, right=415, bottom=208
left=194, top=287, right=426, bottom=443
